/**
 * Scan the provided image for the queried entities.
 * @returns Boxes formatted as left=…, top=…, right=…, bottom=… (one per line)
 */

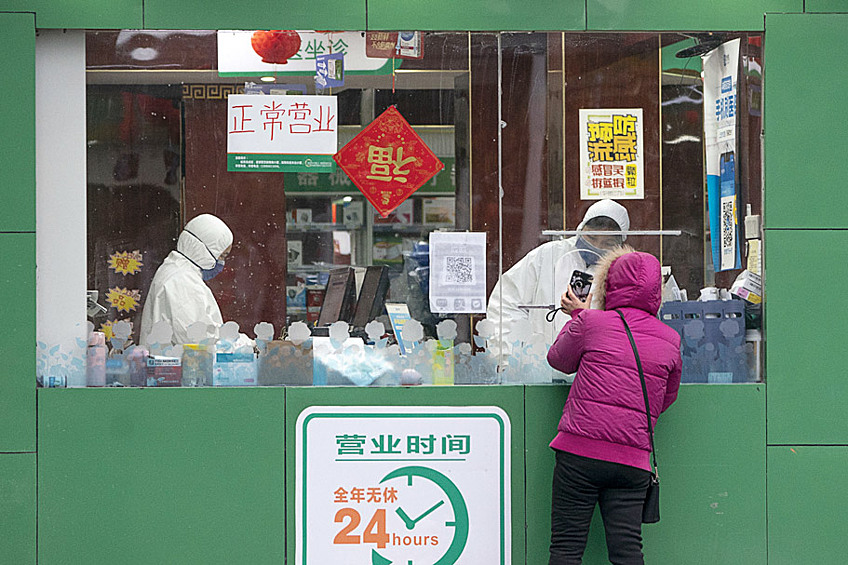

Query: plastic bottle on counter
left=86, top=331, right=107, bottom=387
left=745, top=329, right=763, bottom=382
left=105, top=350, right=131, bottom=386
left=127, top=346, right=149, bottom=387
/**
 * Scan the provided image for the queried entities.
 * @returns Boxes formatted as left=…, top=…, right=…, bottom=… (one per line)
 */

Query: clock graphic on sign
left=371, top=465, right=469, bottom=565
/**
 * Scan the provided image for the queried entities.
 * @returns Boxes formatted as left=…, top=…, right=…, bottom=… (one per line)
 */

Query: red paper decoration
left=334, top=106, right=444, bottom=217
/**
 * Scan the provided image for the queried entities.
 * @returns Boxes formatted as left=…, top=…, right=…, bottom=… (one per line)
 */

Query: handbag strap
left=615, top=309, right=658, bottom=478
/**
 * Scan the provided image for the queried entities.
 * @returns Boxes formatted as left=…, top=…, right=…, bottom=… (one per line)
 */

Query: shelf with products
left=283, top=145, right=457, bottom=326
left=285, top=194, right=456, bottom=265
left=371, top=222, right=454, bottom=232
left=285, top=222, right=362, bottom=233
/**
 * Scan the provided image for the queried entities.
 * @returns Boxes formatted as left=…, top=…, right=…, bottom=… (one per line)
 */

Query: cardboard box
left=213, top=352, right=258, bottom=386
left=146, top=356, right=182, bottom=387
left=258, top=340, right=314, bottom=386
left=422, top=197, right=455, bottom=225
left=288, top=240, right=303, bottom=268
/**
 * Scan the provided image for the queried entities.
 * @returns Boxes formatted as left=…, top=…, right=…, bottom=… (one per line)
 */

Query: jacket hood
left=592, top=246, right=662, bottom=315
left=177, top=214, right=233, bottom=270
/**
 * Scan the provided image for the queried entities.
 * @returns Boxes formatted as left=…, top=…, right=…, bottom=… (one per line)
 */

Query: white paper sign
left=226, top=94, right=337, bottom=172
left=295, top=406, right=511, bottom=565
left=579, top=108, right=644, bottom=200
left=428, top=232, right=487, bottom=313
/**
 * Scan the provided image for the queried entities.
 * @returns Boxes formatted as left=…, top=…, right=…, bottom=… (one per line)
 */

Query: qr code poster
left=703, top=38, right=741, bottom=272
left=429, top=232, right=487, bottom=314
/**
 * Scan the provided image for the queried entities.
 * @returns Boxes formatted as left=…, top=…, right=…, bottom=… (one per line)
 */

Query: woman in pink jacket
left=547, top=247, right=682, bottom=565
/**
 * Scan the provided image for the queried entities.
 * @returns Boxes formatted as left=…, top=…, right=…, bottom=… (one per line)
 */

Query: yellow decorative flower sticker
left=105, top=287, right=142, bottom=313
left=99, top=320, right=116, bottom=340
left=108, top=250, right=144, bottom=276
left=99, top=319, right=133, bottom=341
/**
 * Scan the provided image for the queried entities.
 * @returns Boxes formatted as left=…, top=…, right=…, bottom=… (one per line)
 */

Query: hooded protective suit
left=140, top=214, right=233, bottom=347
left=486, top=199, right=630, bottom=351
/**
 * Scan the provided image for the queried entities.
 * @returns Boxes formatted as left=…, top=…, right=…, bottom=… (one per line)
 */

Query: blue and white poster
left=703, top=38, right=741, bottom=272
left=316, top=52, right=345, bottom=89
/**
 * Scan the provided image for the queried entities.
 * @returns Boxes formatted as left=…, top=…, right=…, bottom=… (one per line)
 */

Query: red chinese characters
left=228, top=100, right=336, bottom=140
left=333, top=106, right=443, bottom=217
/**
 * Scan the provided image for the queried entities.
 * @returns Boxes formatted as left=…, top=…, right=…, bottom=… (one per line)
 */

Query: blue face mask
left=180, top=229, right=227, bottom=281
left=575, top=236, right=606, bottom=267
left=201, top=259, right=225, bottom=281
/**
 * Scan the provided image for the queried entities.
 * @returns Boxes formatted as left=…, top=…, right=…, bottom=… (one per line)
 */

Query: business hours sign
left=295, top=406, right=511, bottom=564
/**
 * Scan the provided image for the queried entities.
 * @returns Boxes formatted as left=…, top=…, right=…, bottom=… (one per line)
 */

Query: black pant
left=549, top=450, right=651, bottom=565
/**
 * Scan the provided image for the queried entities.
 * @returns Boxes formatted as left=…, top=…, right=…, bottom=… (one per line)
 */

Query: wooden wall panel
left=564, top=34, right=661, bottom=258
left=184, top=96, right=288, bottom=335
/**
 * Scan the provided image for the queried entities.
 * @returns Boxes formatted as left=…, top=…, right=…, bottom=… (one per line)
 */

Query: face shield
left=576, top=219, right=624, bottom=266
left=579, top=231, right=624, bottom=251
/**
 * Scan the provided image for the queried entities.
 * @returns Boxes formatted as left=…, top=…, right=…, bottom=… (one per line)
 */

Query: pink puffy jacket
left=547, top=249, right=682, bottom=472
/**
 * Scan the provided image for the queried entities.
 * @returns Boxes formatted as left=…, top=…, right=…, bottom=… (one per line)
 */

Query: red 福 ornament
left=334, top=106, right=444, bottom=218
left=251, top=30, right=301, bottom=64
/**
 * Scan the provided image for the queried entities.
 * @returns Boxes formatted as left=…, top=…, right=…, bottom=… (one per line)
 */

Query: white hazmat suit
left=486, top=199, right=630, bottom=351
left=140, top=214, right=233, bottom=347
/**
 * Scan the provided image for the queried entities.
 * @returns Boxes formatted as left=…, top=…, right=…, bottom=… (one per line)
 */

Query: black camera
left=569, top=270, right=594, bottom=301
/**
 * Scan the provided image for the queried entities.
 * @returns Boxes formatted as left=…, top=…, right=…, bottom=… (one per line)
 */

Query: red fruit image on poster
left=250, top=30, right=301, bottom=64
left=333, top=106, right=444, bottom=217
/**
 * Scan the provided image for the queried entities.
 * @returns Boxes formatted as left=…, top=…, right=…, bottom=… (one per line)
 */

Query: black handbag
left=616, top=310, right=660, bottom=524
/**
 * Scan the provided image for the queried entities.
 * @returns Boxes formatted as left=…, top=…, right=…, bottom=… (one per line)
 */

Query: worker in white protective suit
left=140, top=214, right=233, bottom=347
left=486, top=199, right=630, bottom=354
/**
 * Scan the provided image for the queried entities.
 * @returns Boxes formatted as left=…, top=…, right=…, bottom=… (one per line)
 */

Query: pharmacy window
left=35, top=30, right=763, bottom=387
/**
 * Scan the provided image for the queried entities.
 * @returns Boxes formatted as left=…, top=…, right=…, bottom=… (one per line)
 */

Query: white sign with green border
left=226, top=94, right=337, bottom=173
left=295, top=406, right=511, bottom=565
left=218, top=31, right=394, bottom=77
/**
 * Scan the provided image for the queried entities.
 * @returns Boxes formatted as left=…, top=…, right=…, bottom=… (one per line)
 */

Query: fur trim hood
left=592, top=246, right=663, bottom=315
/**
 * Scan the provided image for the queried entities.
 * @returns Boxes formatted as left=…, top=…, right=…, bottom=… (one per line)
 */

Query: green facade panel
left=587, top=0, right=798, bottom=30
left=38, top=388, right=286, bottom=565
left=765, top=13, right=848, bottom=228
left=143, top=0, right=366, bottom=31
left=0, top=3, right=841, bottom=564
left=0, top=1, right=142, bottom=28
left=368, top=0, right=585, bottom=31
left=765, top=230, right=848, bottom=444
left=285, top=386, right=525, bottom=565
left=526, top=385, right=766, bottom=564
left=805, top=0, right=848, bottom=12
left=768, top=446, right=848, bottom=564
left=0, top=453, right=36, bottom=565
left=0, top=234, right=35, bottom=452
left=0, top=13, right=34, bottom=232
